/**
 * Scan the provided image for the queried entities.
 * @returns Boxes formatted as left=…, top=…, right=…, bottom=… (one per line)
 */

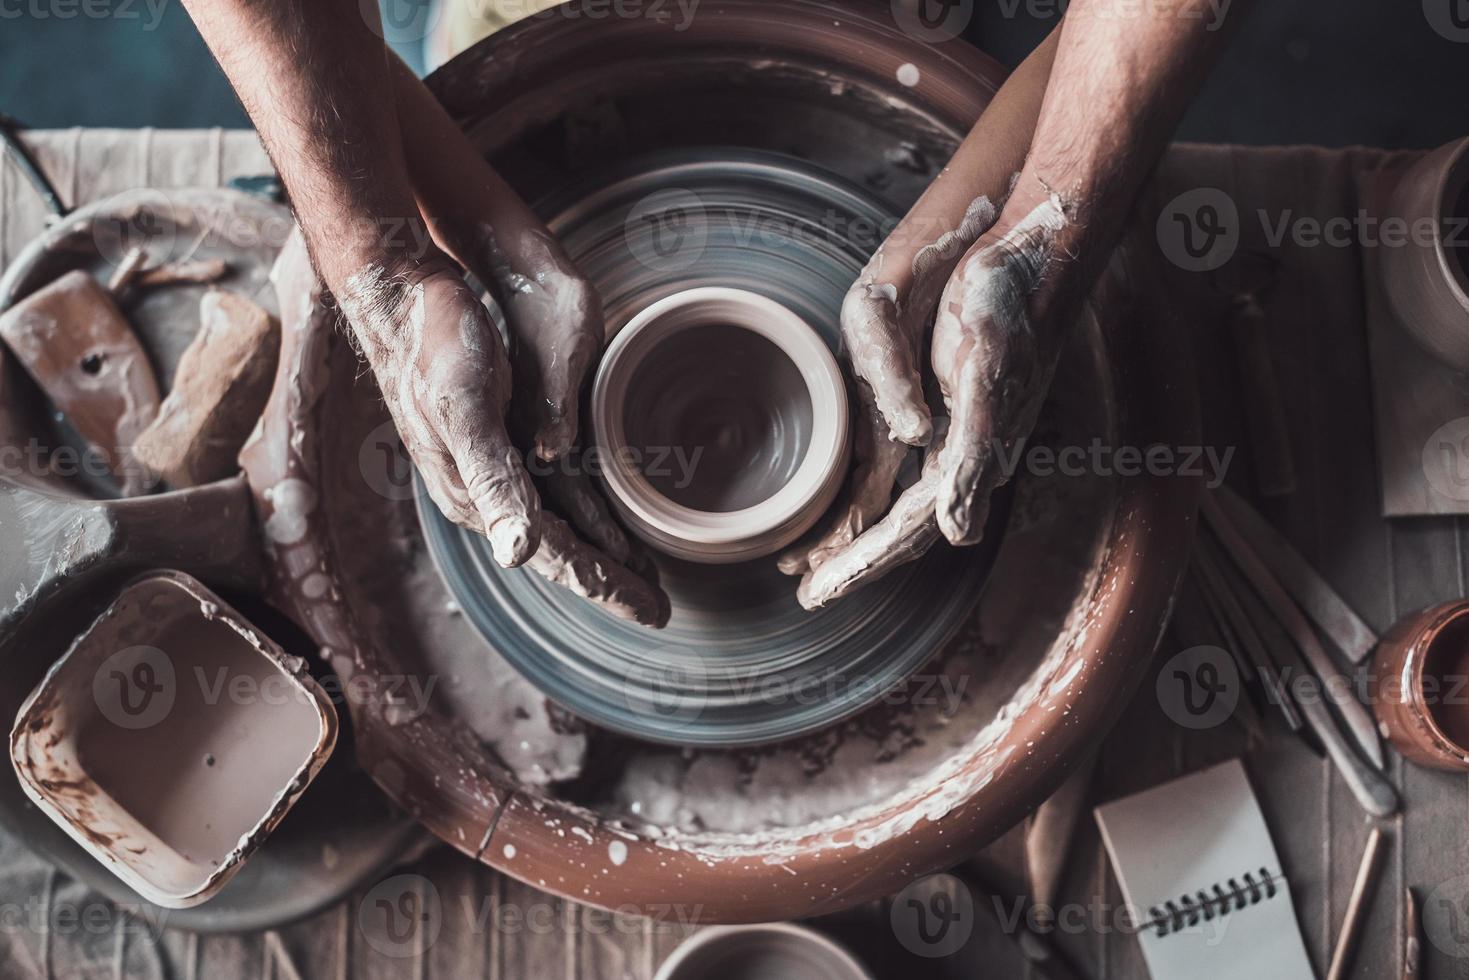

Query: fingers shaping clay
left=133, top=290, right=281, bottom=487
left=0, top=269, right=162, bottom=495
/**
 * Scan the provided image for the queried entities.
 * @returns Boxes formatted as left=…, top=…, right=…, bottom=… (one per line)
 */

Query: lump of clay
left=0, top=269, right=161, bottom=495
left=134, top=290, right=280, bottom=487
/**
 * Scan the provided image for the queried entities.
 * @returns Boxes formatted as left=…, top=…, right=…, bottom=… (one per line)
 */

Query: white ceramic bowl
left=591, top=287, right=850, bottom=564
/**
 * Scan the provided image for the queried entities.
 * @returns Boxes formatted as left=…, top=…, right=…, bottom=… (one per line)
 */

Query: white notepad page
left=1094, top=760, right=1316, bottom=980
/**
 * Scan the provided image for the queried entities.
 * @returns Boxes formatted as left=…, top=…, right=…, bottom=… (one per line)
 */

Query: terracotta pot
left=591, top=286, right=850, bottom=563
left=1372, top=599, right=1469, bottom=771
left=1380, top=137, right=1469, bottom=372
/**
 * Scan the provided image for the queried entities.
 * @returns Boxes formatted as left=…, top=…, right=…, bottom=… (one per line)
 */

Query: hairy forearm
left=1015, top=0, right=1244, bottom=262
left=181, top=0, right=429, bottom=289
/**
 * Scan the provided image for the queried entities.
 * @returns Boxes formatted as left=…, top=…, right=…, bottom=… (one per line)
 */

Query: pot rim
left=591, top=286, right=849, bottom=557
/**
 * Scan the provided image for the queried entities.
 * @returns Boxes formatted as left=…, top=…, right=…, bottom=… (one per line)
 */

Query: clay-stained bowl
left=241, top=0, right=1199, bottom=921
left=10, top=572, right=338, bottom=909
left=1371, top=599, right=1469, bottom=771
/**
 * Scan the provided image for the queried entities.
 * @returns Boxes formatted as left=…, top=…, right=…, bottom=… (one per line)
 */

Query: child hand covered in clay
left=785, top=0, right=1245, bottom=607
left=183, top=0, right=667, bottom=626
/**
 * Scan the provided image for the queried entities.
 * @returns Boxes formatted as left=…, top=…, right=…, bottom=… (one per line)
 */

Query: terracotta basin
left=239, top=0, right=1198, bottom=920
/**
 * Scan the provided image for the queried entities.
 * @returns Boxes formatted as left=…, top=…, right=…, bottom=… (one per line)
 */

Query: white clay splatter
left=896, top=63, right=920, bottom=87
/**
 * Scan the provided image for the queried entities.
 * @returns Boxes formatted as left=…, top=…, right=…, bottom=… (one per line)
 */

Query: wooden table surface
left=1, top=129, right=1465, bottom=980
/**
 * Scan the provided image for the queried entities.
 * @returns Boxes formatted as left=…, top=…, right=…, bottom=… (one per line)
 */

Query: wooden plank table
left=1, top=130, right=1464, bottom=980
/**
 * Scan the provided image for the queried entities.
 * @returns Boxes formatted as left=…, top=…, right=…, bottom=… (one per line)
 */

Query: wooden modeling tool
left=1200, top=492, right=1384, bottom=769
left=1214, top=486, right=1377, bottom=664
left=1212, top=252, right=1295, bottom=497
left=1193, top=541, right=1304, bottom=734
left=1026, top=752, right=1100, bottom=918
left=1326, top=826, right=1386, bottom=980
left=1403, top=886, right=1421, bottom=979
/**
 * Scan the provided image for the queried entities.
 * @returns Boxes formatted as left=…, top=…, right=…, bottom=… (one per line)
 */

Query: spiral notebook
left=1094, top=760, right=1315, bottom=980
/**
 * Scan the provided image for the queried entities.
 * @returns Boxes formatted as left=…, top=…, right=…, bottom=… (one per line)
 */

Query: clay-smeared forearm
left=933, top=0, right=1246, bottom=545
left=387, top=56, right=602, bottom=463
left=844, top=25, right=1060, bottom=449
left=783, top=26, right=1059, bottom=578
left=180, top=0, right=424, bottom=289
left=181, top=0, right=544, bottom=567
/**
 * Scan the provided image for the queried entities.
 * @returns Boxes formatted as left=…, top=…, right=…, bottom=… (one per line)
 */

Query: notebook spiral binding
left=1144, top=868, right=1283, bottom=937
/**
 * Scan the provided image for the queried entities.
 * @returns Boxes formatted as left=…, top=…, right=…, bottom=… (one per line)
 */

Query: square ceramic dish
left=9, top=571, right=337, bottom=908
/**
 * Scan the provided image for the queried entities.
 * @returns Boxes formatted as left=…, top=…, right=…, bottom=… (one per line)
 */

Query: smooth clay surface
left=621, top=323, right=813, bottom=512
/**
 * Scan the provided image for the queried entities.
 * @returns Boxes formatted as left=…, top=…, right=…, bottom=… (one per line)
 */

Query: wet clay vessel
left=591, top=286, right=850, bottom=564
left=1372, top=599, right=1469, bottom=771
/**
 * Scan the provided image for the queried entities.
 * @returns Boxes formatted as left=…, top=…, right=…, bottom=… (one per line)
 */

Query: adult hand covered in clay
left=182, top=0, right=668, bottom=626
left=786, top=0, right=1244, bottom=606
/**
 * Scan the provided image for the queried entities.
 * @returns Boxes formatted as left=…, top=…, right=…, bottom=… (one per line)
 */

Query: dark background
left=0, top=0, right=1467, bottom=147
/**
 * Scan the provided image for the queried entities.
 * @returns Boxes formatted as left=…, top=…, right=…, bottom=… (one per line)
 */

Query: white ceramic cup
left=591, top=287, right=850, bottom=564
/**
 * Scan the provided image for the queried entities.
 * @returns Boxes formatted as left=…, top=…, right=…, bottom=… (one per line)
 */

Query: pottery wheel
left=419, top=151, right=1008, bottom=747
